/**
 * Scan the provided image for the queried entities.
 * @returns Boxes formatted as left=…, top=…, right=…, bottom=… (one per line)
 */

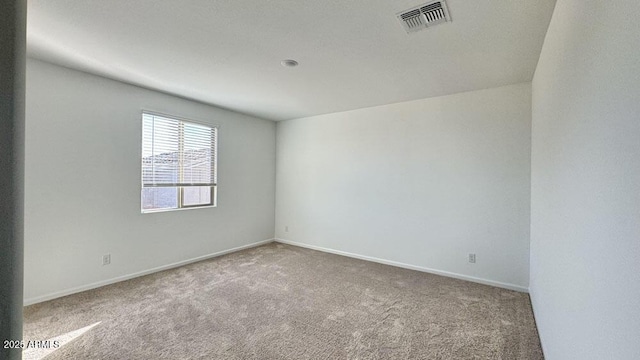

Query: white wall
left=24, top=59, right=276, bottom=304
left=530, top=1, right=640, bottom=359
left=276, top=83, right=532, bottom=290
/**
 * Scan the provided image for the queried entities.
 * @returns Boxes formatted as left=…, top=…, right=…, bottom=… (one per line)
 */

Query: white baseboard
left=25, top=237, right=527, bottom=306
left=24, top=238, right=275, bottom=306
left=275, top=238, right=528, bottom=293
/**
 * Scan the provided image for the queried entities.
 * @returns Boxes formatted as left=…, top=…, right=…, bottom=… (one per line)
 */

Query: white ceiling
left=27, top=0, right=556, bottom=121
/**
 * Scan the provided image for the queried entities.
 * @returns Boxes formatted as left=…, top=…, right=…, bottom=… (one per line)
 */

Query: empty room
left=1, top=0, right=639, bottom=359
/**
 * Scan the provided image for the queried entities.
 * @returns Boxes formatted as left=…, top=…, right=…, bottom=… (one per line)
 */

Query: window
left=141, top=112, right=217, bottom=212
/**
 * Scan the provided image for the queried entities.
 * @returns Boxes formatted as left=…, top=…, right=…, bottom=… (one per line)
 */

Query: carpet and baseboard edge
left=23, top=238, right=276, bottom=306
left=26, top=237, right=528, bottom=306
left=275, top=238, right=529, bottom=293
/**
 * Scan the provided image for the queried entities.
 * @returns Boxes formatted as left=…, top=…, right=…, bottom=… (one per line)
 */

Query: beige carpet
left=24, top=243, right=543, bottom=359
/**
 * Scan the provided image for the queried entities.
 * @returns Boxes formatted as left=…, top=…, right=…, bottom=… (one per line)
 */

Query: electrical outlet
left=102, top=254, right=111, bottom=266
left=285, top=226, right=289, bottom=232
left=468, top=253, right=476, bottom=264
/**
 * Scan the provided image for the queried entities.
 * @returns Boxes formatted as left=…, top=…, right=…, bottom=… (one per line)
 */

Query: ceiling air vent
left=397, top=1, right=451, bottom=34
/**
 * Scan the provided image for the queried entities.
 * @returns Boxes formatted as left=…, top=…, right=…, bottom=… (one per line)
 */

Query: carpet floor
left=23, top=243, right=543, bottom=359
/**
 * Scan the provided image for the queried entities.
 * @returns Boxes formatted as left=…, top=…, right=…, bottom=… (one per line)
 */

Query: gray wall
left=276, top=83, right=532, bottom=291
left=530, top=0, right=640, bottom=358
left=24, top=59, right=276, bottom=304
left=0, top=0, right=26, bottom=359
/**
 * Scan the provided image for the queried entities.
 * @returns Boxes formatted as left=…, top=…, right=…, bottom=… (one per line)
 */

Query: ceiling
left=27, top=0, right=556, bottom=121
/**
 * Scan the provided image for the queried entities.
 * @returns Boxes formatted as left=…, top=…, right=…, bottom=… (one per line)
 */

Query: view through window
left=141, top=112, right=217, bottom=212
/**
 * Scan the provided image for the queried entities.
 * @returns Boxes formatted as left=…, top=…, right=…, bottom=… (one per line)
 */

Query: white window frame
left=141, top=111, right=218, bottom=213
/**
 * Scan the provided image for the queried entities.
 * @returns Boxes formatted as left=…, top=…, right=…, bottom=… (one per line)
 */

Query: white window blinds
left=141, top=112, right=217, bottom=211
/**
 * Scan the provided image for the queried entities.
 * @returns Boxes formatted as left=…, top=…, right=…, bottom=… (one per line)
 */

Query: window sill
left=141, top=205, right=217, bottom=214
